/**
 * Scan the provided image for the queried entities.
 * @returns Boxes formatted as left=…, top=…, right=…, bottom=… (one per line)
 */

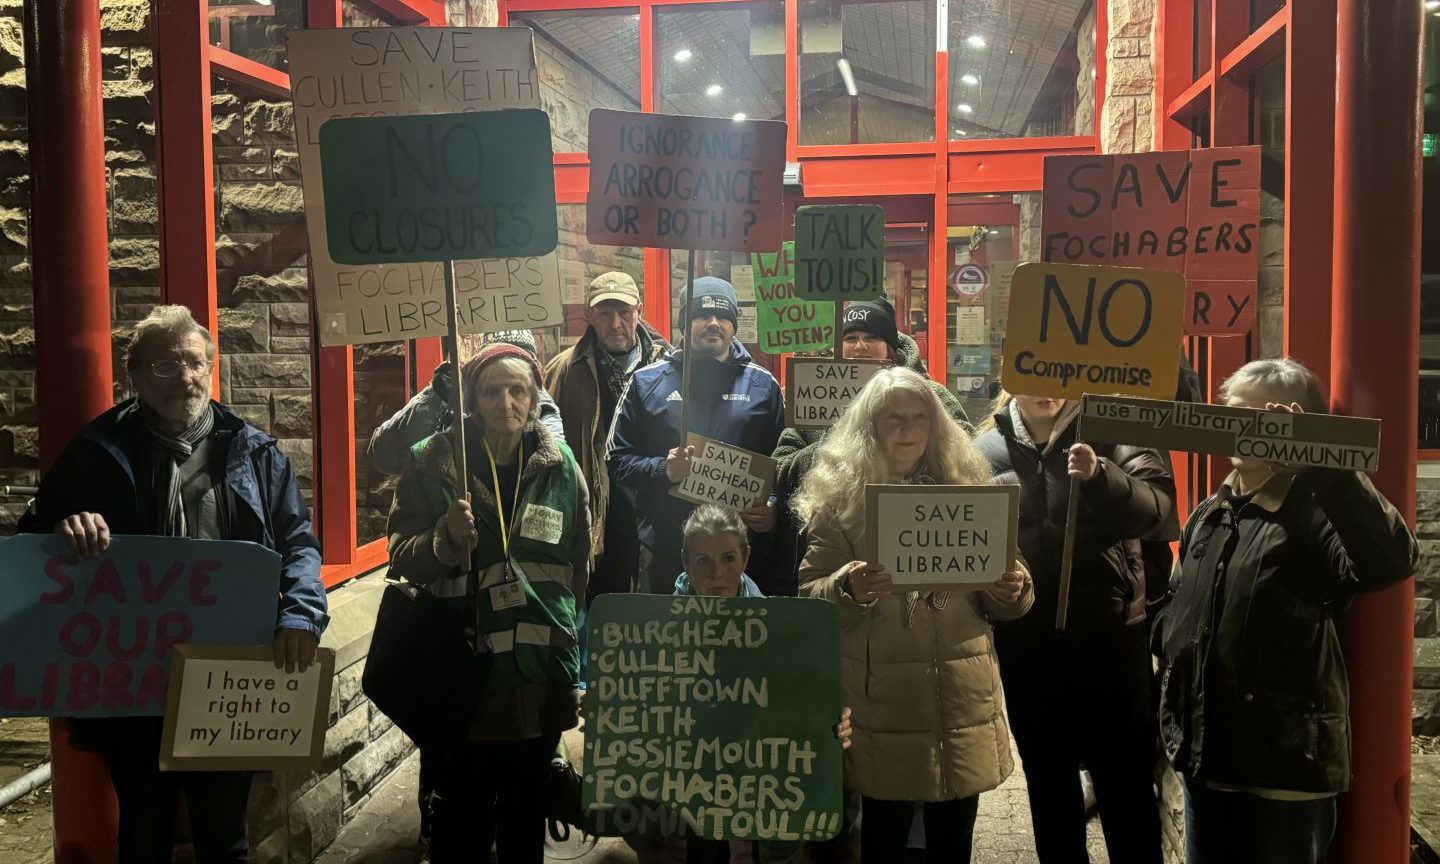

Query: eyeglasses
left=149, top=358, right=212, bottom=378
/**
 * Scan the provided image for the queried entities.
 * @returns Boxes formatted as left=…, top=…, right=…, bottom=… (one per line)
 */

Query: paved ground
left=315, top=729, right=1113, bottom=864
left=2, top=721, right=1435, bottom=863
left=0, top=717, right=54, bottom=864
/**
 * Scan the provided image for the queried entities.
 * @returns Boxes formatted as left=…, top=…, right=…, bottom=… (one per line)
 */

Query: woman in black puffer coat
left=975, top=392, right=1177, bottom=864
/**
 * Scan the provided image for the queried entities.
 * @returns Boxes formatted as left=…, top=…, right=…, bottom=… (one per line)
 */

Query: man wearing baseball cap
left=609, top=276, right=786, bottom=594
left=544, top=271, right=670, bottom=598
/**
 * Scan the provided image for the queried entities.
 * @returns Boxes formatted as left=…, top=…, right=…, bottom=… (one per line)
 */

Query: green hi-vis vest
left=426, top=440, right=583, bottom=691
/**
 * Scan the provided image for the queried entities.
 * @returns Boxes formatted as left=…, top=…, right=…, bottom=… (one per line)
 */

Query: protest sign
left=160, top=645, right=335, bottom=771
left=586, top=109, right=787, bottom=252
left=1080, top=395, right=1382, bottom=472
left=793, top=205, right=885, bottom=301
left=670, top=434, right=777, bottom=510
left=583, top=593, right=843, bottom=841
left=752, top=242, right=835, bottom=354
left=318, top=110, right=558, bottom=265
left=0, top=536, right=281, bottom=718
left=1040, top=147, right=1260, bottom=336
left=948, top=346, right=991, bottom=377
left=785, top=359, right=885, bottom=429
left=865, top=486, right=1018, bottom=593
left=1002, top=262, right=1184, bottom=401
left=287, top=27, right=558, bottom=344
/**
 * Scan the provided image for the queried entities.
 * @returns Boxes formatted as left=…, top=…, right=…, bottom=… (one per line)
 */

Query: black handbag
left=362, top=574, right=490, bottom=751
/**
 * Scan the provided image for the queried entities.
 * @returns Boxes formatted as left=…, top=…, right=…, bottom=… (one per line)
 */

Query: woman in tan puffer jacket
left=794, top=367, right=1033, bottom=864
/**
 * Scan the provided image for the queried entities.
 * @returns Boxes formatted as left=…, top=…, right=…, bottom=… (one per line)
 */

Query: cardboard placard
left=0, top=536, right=282, bottom=718
left=583, top=594, right=843, bottom=841
left=1040, top=147, right=1260, bottom=336
left=586, top=109, right=787, bottom=252
left=669, top=433, right=777, bottom=511
left=752, top=242, right=835, bottom=354
left=318, top=110, right=557, bottom=265
left=1002, top=262, right=1185, bottom=401
left=160, top=644, right=335, bottom=772
left=1080, top=395, right=1382, bottom=472
left=793, top=205, right=886, bottom=301
left=865, top=485, right=1019, bottom=593
left=287, top=27, right=556, bottom=345
left=784, top=358, right=886, bottom=429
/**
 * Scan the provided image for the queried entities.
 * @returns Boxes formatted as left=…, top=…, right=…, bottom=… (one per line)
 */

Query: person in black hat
left=757, top=297, right=968, bottom=599
left=609, top=276, right=786, bottom=593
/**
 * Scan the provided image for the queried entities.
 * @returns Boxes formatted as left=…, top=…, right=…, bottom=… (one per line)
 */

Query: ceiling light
left=254, top=0, right=272, bottom=5
left=706, top=84, right=723, bottom=97
left=673, top=48, right=693, bottom=62
left=955, top=129, right=968, bottom=136
left=1427, top=0, right=1439, bottom=9
left=966, top=35, right=987, bottom=48
left=837, top=58, right=858, bottom=97
left=956, top=103, right=974, bottom=114
left=960, top=73, right=979, bottom=86
left=732, top=113, right=747, bottom=121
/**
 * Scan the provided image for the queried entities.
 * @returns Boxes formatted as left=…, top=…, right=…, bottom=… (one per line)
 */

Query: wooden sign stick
left=1054, top=411, right=1084, bottom=631
left=678, top=247, right=697, bottom=446
left=833, top=301, right=844, bottom=359
left=442, top=260, right=470, bottom=502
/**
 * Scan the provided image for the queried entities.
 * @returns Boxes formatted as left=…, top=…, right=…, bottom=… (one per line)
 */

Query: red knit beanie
left=460, top=342, right=545, bottom=412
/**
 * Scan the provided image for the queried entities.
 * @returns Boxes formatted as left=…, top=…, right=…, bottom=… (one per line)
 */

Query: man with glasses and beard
left=20, top=305, right=327, bottom=864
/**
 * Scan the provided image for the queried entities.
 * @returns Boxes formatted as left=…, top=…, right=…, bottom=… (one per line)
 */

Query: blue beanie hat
left=688, top=276, right=739, bottom=327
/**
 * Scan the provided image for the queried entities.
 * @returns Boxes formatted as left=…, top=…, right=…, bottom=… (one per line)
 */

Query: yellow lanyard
left=483, top=438, right=524, bottom=560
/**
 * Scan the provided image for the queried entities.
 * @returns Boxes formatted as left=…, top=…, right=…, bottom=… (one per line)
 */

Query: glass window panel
left=944, top=193, right=1028, bottom=419
left=799, top=0, right=936, bottom=145
left=1421, top=13, right=1440, bottom=448
left=208, top=0, right=302, bottom=71
left=947, top=0, right=1096, bottom=140
left=510, top=11, right=643, bottom=153
left=354, top=343, right=406, bottom=545
left=1251, top=57, right=1284, bottom=360
left=657, top=3, right=786, bottom=122
left=1250, top=0, right=1285, bottom=31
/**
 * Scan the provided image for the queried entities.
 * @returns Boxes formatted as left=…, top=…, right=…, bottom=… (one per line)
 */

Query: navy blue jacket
left=19, top=399, right=328, bottom=636
left=608, top=340, right=785, bottom=587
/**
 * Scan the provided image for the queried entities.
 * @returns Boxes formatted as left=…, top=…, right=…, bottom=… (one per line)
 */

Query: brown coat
left=798, top=506, right=1032, bottom=802
left=543, top=322, right=668, bottom=558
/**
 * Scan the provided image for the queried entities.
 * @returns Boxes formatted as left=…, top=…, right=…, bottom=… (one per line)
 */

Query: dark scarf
left=596, top=325, right=652, bottom=405
left=140, top=403, right=216, bottom=537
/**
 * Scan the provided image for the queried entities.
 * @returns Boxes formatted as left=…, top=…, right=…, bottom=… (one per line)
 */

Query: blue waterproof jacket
left=19, top=399, right=328, bottom=636
left=608, top=340, right=785, bottom=587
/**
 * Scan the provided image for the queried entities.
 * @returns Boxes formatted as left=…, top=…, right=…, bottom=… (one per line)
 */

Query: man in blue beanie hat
left=608, top=276, right=786, bottom=593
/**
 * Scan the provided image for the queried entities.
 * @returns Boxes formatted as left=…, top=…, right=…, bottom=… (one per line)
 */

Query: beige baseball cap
left=588, top=271, right=641, bottom=307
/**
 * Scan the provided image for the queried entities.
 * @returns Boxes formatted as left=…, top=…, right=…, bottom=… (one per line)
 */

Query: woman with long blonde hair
left=794, top=367, right=1032, bottom=864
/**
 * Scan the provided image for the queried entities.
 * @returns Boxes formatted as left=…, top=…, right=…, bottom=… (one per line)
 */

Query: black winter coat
left=975, top=406, right=1177, bottom=635
left=1154, top=469, right=1416, bottom=794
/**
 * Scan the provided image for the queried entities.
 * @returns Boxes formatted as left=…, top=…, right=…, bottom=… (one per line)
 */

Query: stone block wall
left=246, top=576, right=417, bottom=864
left=210, top=84, right=315, bottom=500
left=1415, top=481, right=1440, bottom=735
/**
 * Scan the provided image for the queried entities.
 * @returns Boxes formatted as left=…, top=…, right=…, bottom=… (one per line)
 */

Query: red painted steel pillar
left=1331, top=0, right=1422, bottom=860
left=22, top=0, right=119, bottom=862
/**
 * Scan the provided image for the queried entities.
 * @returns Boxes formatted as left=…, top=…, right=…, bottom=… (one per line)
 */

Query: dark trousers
left=102, top=737, right=253, bottom=864
left=995, top=623, right=1161, bottom=864
left=859, top=795, right=977, bottom=863
left=1183, top=777, right=1336, bottom=864
left=428, top=734, right=559, bottom=864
